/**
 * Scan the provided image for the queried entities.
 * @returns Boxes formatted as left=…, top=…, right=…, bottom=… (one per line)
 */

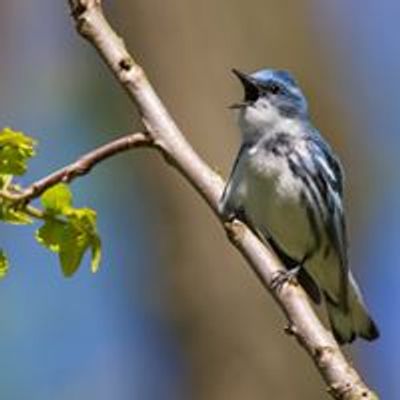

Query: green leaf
left=59, top=222, right=88, bottom=277
left=36, top=219, right=65, bottom=252
left=0, top=250, right=9, bottom=279
left=0, top=127, right=36, bottom=176
left=0, top=128, right=35, bottom=225
left=41, top=183, right=73, bottom=214
left=62, top=207, right=102, bottom=276
left=35, top=197, right=102, bottom=277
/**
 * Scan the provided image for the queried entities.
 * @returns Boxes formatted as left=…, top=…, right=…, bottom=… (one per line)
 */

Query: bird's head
left=231, top=68, right=308, bottom=137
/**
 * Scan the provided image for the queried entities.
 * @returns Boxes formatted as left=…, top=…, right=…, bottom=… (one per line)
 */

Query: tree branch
left=66, top=1, right=378, bottom=399
left=5, top=131, right=150, bottom=203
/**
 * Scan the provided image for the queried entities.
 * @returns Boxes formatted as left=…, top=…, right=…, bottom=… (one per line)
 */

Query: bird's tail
left=325, top=272, right=379, bottom=344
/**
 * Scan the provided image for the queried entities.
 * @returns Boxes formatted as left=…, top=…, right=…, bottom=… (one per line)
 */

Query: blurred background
left=0, top=1, right=397, bottom=399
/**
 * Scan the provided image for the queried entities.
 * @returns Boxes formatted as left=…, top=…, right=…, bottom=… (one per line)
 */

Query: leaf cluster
left=0, top=127, right=101, bottom=278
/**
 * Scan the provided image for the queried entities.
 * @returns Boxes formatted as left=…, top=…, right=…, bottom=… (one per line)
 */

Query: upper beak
left=231, top=68, right=254, bottom=86
left=230, top=68, right=259, bottom=108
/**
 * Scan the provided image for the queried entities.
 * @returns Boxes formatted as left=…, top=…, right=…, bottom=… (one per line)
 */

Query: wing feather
left=306, top=135, right=348, bottom=270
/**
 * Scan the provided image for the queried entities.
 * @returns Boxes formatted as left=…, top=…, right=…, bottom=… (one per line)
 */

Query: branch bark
left=66, top=1, right=378, bottom=399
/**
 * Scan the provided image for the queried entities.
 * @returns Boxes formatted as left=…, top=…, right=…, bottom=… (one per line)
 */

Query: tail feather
left=348, top=273, right=380, bottom=341
left=325, top=295, right=355, bottom=344
left=324, top=273, right=379, bottom=344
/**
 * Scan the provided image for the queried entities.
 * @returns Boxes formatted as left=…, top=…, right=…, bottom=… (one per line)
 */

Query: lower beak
left=228, top=102, right=247, bottom=109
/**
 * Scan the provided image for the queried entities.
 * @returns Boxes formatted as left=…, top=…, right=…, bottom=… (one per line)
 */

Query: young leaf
left=37, top=186, right=102, bottom=277
left=0, top=250, right=9, bottom=279
left=0, top=127, right=36, bottom=176
left=36, top=219, right=65, bottom=252
left=41, top=183, right=73, bottom=214
left=61, top=207, right=102, bottom=276
left=59, top=222, right=88, bottom=277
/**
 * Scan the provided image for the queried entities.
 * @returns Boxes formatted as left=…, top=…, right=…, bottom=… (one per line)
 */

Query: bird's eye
left=268, top=83, right=281, bottom=95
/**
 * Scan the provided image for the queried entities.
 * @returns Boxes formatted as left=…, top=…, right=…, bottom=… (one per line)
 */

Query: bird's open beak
left=229, top=68, right=259, bottom=109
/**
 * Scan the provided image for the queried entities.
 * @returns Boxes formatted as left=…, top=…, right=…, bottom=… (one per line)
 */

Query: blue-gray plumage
left=220, top=68, right=379, bottom=344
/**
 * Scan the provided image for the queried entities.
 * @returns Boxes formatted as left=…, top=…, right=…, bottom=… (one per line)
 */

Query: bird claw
left=271, top=267, right=300, bottom=292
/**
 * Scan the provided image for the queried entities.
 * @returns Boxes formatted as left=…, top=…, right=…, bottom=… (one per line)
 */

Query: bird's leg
left=271, top=265, right=301, bottom=292
left=267, top=235, right=302, bottom=292
left=234, top=206, right=248, bottom=223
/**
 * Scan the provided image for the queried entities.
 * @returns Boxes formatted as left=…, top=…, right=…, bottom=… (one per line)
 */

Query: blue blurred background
left=0, top=1, right=397, bottom=399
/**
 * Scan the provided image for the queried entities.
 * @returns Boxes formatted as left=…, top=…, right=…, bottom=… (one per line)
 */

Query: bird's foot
left=271, top=266, right=301, bottom=292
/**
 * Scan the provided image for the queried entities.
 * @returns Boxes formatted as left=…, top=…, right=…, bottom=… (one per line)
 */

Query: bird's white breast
left=242, top=146, right=315, bottom=261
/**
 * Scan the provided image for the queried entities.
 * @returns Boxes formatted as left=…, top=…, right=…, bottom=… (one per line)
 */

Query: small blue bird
left=220, top=68, right=379, bottom=344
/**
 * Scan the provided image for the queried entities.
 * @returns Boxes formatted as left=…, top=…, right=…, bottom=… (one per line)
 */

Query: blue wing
left=283, top=132, right=349, bottom=306
left=305, top=134, right=348, bottom=270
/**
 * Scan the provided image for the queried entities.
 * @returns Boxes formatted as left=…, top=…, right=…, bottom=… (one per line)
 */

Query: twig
left=66, top=1, right=378, bottom=399
left=4, top=131, right=150, bottom=203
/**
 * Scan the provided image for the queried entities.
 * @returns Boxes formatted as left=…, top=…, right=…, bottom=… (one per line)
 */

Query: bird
left=219, top=68, right=379, bottom=344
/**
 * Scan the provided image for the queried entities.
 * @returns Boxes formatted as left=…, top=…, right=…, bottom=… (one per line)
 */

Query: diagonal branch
left=66, top=1, right=378, bottom=399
